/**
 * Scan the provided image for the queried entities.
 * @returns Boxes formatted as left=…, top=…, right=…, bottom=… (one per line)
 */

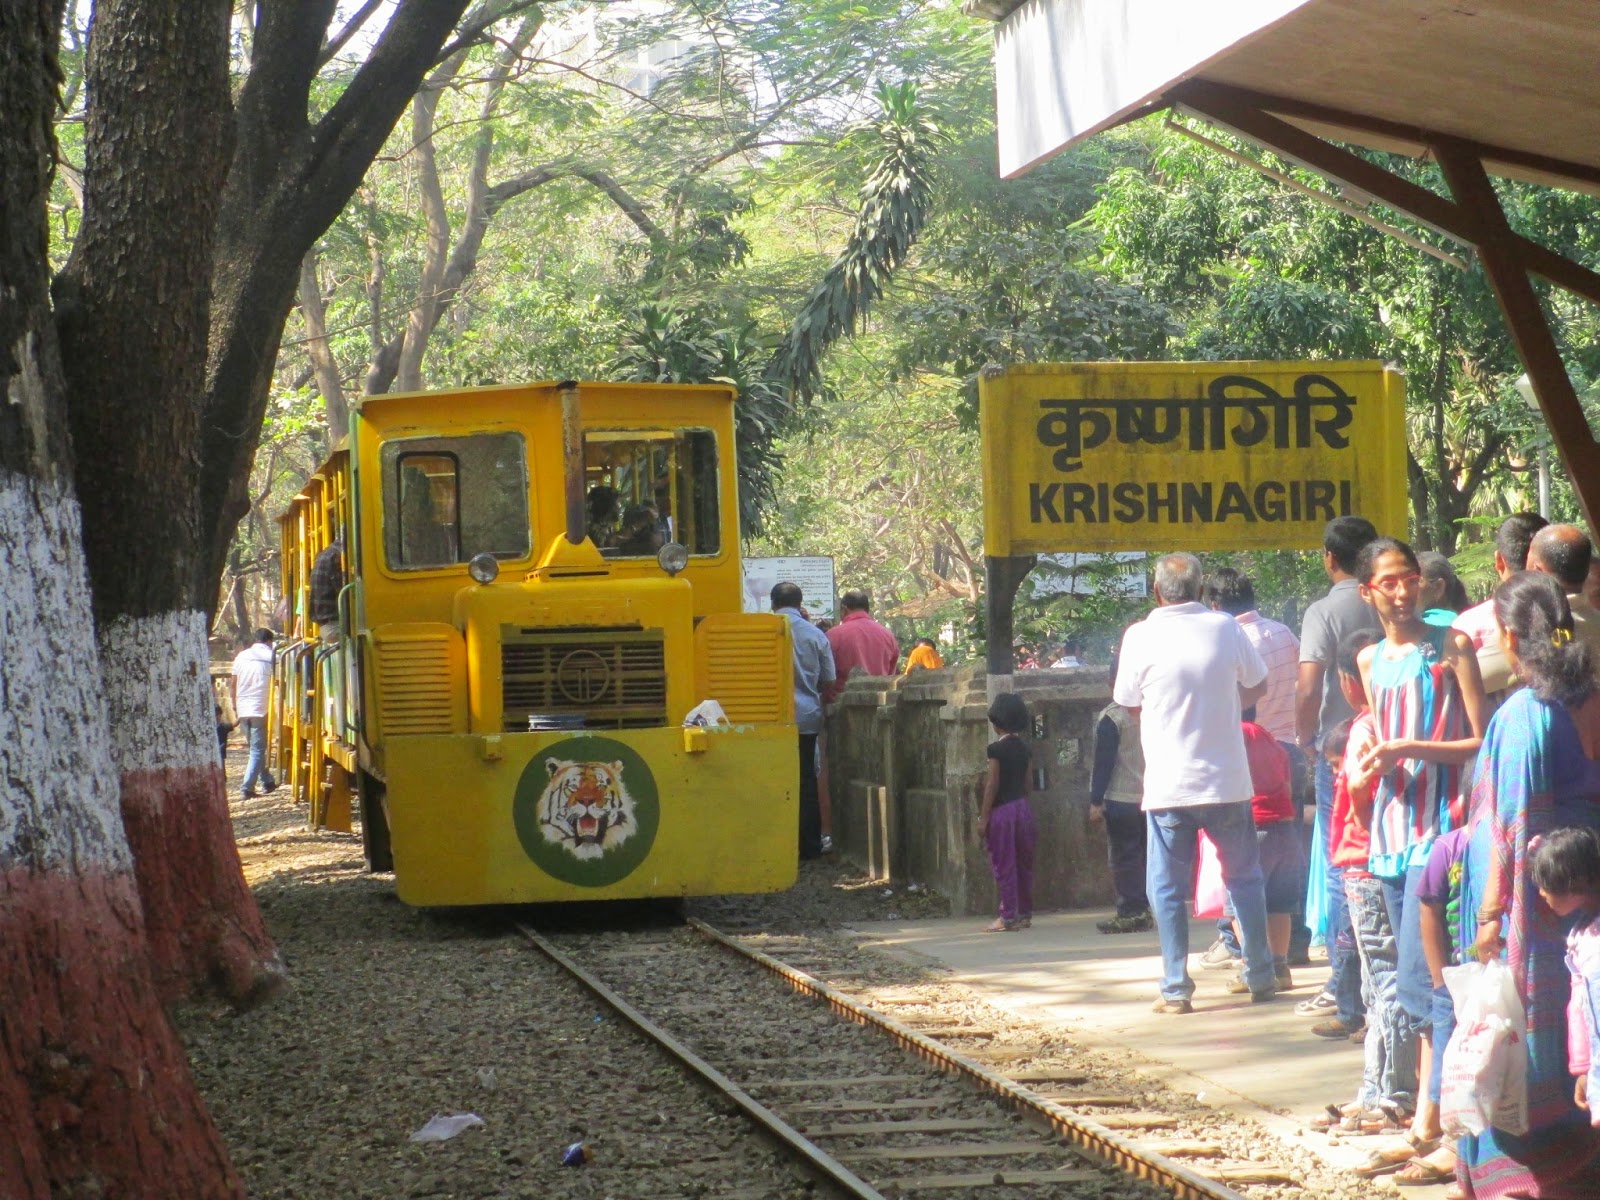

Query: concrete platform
left=848, top=907, right=1450, bottom=1195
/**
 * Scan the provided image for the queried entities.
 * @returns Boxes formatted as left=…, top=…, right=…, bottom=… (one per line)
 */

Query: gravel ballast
left=176, top=762, right=1412, bottom=1198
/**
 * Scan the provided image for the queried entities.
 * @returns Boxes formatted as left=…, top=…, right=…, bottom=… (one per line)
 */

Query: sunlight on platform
left=850, top=907, right=1445, bottom=1191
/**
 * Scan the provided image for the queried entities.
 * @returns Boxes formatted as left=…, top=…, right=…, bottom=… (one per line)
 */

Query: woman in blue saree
left=1458, top=572, right=1600, bottom=1198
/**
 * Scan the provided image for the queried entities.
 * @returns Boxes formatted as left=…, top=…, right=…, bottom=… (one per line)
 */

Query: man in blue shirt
left=772, top=581, right=836, bottom=859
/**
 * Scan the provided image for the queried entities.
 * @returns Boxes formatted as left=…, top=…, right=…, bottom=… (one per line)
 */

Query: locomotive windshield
left=380, top=431, right=530, bottom=569
left=582, top=428, right=720, bottom=557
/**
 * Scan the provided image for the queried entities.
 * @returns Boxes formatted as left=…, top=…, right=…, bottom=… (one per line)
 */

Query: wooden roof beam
left=1170, top=80, right=1600, bottom=310
left=1433, top=139, right=1600, bottom=534
left=1180, top=84, right=1600, bottom=196
left=1171, top=79, right=1600, bottom=530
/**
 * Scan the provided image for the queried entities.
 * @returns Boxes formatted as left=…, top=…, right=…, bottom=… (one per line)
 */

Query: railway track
left=519, top=918, right=1298, bottom=1199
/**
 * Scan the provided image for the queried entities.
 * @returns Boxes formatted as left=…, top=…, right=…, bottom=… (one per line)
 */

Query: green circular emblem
left=512, top=736, right=660, bottom=887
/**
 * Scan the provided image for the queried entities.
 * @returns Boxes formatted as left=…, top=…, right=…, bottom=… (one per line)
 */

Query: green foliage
left=1086, top=120, right=1600, bottom=553
left=231, top=3, right=1600, bottom=660
left=610, top=303, right=786, bottom=534
left=765, top=81, right=942, bottom=409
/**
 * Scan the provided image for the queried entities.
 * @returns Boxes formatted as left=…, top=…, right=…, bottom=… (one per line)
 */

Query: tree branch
left=317, top=0, right=385, bottom=69
left=432, top=0, right=542, bottom=66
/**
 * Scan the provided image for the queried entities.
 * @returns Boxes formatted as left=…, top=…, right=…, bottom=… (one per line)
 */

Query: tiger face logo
left=539, top=758, right=635, bottom=860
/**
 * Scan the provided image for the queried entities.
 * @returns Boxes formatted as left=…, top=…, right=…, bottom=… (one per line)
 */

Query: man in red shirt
left=824, top=590, right=901, bottom=704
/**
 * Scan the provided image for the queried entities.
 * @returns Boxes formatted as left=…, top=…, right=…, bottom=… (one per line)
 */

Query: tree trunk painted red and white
left=54, top=0, right=283, bottom=1007
left=98, top=612, right=283, bottom=1003
left=0, top=480, right=244, bottom=1200
left=2, top=6, right=241, bottom=1191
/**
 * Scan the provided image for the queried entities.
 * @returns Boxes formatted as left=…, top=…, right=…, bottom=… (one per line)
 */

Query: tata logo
left=555, top=648, right=611, bottom=704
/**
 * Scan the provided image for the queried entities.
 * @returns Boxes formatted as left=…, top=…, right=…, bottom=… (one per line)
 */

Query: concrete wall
left=824, top=665, right=1115, bottom=916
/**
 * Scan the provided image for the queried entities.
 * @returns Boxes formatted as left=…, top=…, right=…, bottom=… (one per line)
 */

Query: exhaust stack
left=558, top=380, right=584, bottom=546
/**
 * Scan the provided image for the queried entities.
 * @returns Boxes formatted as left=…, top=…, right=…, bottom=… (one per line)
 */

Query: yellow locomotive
left=273, top=381, right=798, bottom=905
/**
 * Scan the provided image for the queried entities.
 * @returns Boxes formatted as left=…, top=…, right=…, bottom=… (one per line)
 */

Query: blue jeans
left=1316, top=754, right=1364, bottom=1026
left=1147, top=803, right=1273, bottom=1000
left=1429, top=983, right=1455, bottom=1105
left=1378, top=861, right=1433, bottom=1035
left=241, top=716, right=270, bottom=794
left=1346, top=873, right=1417, bottom=1111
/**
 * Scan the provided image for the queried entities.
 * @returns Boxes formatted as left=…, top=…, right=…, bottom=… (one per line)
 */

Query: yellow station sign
left=980, top=361, right=1407, bottom=555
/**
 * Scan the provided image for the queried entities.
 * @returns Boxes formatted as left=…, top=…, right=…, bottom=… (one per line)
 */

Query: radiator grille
left=501, top=628, right=666, bottom=732
left=703, top=622, right=785, bottom=724
left=377, top=633, right=456, bottom=735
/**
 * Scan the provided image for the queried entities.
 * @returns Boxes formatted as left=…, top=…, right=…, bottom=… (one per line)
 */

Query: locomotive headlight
left=468, top=552, right=500, bottom=584
left=657, top=542, right=690, bottom=576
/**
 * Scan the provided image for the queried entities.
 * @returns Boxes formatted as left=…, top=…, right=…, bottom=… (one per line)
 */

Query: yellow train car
left=273, top=381, right=798, bottom=905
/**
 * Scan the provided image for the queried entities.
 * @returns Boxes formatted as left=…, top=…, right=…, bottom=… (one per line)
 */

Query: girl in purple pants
left=979, top=691, right=1038, bottom=932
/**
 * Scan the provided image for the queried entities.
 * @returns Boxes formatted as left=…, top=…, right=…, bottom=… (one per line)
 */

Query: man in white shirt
left=1114, top=553, right=1274, bottom=1012
left=1529, top=524, right=1600, bottom=674
left=231, top=628, right=277, bottom=799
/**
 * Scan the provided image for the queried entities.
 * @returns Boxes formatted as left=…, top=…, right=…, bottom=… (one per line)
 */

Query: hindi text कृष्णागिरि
left=1034, top=372, right=1356, bottom=473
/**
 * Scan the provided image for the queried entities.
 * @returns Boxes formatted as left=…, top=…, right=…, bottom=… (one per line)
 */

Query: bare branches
left=434, top=0, right=543, bottom=67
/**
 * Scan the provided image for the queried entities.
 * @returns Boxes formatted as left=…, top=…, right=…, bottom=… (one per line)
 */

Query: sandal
left=1353, top=1147, right=1410, bottom=1178
left=984, top=918, right=1018, bottom=932
left=1393, top=1151, right=1456, bottom=1187
left=1355, top=1101, right=1413, bottom=1136
left=1308, top=1102, right=1345, bottom=1132
left=1352, top=1134, right=1439, bottom=1177
left=1338, top=1106, right=1404, bottom=1135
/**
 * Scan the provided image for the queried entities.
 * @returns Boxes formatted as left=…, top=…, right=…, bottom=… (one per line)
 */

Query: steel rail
left=514, top=923, right=886, bottom=1200
left=687, top=917, right=1247, bottom=1200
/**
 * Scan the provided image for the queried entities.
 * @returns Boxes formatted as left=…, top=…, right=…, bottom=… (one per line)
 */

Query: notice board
left=742, top=556, right=837, bottom=620
left=980, top=361, right=1407, bottom=555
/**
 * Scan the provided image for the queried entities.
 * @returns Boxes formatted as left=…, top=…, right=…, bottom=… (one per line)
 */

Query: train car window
left=583, top=429, right=720, bottom=557
left=381, top=433, right=529, bottom=570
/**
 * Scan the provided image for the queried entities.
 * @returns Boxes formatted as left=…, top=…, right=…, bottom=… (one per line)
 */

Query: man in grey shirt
left=773, top=581, right=836, bottom=860
left=1294, top=515, right=1381, bottom=1036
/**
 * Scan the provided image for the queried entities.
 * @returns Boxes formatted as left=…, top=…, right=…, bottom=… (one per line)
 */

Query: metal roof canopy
left=971, top=0, right=1600, bottom=538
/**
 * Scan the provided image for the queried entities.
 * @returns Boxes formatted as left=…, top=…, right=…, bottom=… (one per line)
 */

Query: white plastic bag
left=1439, top=959, right=1529, bottom=1137
left=683, top=699, right=729, bottom=728
left=408, top=1113, right=485, bottom=1143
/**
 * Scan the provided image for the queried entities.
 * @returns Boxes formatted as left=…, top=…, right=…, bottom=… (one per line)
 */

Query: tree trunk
left=195, top=0, right=474, bottom=598
left=54, top=0, right=282, bottom=1006
left=298, top=251, right=348, bottom=440
left=1, top=4, right=242, bottom=1192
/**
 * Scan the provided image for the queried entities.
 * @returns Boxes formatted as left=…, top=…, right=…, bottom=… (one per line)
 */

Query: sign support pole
left=984, top=553, right=1036, bottom=692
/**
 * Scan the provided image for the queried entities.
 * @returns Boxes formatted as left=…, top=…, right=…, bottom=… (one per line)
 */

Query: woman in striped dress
left=1357, top=538, right=1486, bottom=1147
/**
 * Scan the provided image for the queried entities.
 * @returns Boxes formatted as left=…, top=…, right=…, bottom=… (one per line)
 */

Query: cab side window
left=381, top=433, right=529, bottom=570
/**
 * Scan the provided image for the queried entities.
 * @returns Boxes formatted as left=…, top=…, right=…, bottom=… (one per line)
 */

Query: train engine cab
left=276, top=381, right=798, bottom=906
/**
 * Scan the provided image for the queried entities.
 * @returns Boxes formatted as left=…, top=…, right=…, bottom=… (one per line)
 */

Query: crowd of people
left=771, top=585, right=947, bottom=859
left=977, top=514, right=1600, bottom=1198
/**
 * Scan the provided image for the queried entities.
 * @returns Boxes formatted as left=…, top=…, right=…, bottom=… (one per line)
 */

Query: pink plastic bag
left=1193, top=832, right=1226, bottom=919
